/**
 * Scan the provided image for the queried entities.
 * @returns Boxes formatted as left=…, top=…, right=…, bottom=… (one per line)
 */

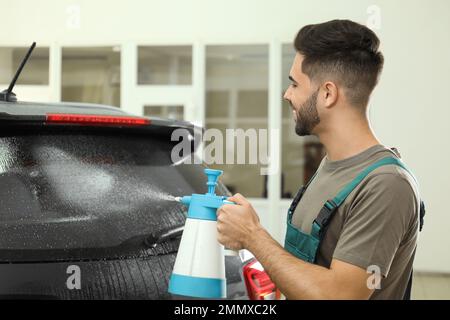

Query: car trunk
left=0, top=125, right=231, bottom=299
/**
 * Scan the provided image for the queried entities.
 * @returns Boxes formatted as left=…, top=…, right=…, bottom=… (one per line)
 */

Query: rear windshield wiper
left=144, top=225, right=184, bottom=248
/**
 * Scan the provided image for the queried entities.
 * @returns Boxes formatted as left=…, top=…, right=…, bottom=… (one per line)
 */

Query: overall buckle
left=313, top=200, right=338, bottom=233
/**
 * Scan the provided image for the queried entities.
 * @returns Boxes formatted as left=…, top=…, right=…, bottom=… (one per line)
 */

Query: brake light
left=46, top=114, right=150, bottom=126
left=243, top=259, right=281, bottom=300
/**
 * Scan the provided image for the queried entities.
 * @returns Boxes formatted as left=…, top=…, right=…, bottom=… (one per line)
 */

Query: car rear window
left=0, top=126, right=216, bottom=261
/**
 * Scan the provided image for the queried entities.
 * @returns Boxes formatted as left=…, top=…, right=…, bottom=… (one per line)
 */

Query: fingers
left=217, top=233, right=241, bottom=250
left=217, top=194, right=242, bottom=217
left=218, top=193, right=252, bottom=219
left=217, top=205, right=226, bottom=218
left=227, top=193, right=248, bottom=206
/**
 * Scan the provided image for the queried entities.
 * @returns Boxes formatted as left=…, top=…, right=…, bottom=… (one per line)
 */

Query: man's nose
left=283, top=88, right=289, bottom=101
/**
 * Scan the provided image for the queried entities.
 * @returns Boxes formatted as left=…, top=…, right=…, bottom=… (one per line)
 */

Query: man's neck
left=317, top=118, right=381, bottom=161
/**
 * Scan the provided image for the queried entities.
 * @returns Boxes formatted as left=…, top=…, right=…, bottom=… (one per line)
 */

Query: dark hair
left=294, top=19, right=384, bottom=108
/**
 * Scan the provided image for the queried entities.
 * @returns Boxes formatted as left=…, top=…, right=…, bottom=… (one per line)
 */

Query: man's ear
left=322, top=81, right=338, bottom=108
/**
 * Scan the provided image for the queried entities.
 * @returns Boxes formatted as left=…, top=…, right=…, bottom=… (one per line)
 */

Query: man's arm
left=217, top=193, right=374, bottom=300
left=246, top=227, right=373, bottom=300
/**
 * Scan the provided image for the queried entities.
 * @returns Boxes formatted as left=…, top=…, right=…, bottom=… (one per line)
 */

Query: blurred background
left=0, top=0, right=449, bottom=299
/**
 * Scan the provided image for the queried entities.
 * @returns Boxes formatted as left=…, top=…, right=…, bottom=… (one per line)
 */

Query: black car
left=0, top=98, right=252, bottom=299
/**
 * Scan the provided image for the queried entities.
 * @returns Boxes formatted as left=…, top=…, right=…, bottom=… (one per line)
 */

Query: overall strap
left=312, top=156, right=415, bottom=239
left=288, top=171, right=319, bottom=216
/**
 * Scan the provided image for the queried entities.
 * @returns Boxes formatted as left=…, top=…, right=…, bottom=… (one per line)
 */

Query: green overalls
left=284, top=156, right=424, bottom=299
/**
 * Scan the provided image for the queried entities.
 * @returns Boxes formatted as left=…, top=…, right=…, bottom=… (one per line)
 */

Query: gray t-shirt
left=291, top=145, right=420, bottom=300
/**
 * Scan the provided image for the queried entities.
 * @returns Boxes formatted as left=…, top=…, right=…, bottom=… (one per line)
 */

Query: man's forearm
left=246, top=227, right=340, bottom=299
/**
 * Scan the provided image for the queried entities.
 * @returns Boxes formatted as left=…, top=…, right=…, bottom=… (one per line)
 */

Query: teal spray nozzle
left=176, top=169, right=234, bottom=221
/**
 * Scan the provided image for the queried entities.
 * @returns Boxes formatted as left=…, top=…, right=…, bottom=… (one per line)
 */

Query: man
left=217, top=20, right=421, bottom=300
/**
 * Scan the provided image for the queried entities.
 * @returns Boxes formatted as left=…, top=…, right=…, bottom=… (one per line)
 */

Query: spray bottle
left=169, top=168, right=234, bottom=299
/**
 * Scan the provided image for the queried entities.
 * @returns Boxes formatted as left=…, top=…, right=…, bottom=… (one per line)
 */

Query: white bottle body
left=172, top=218, right=225, bottom=280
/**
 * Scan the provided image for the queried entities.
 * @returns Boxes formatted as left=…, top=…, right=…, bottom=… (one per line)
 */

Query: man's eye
left=291, top=83, right=297, bottom=88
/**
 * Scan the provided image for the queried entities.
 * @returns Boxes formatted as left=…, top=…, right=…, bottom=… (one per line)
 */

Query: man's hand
left=216, top=193, right=263, bottom=250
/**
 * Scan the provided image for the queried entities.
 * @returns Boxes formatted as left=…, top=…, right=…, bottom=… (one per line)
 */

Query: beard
left=293, top=89, right=320, bottom=136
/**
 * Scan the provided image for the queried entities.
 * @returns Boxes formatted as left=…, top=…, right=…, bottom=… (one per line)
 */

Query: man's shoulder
left=351, top=163, right=420, bottom=216
left=366, top=168, right=417, bottom=195
left=344, top=147, right=420, bottom=211
left=361, top=146, right=418, bottom=194
left=369, top=149, right=418, bottom=192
